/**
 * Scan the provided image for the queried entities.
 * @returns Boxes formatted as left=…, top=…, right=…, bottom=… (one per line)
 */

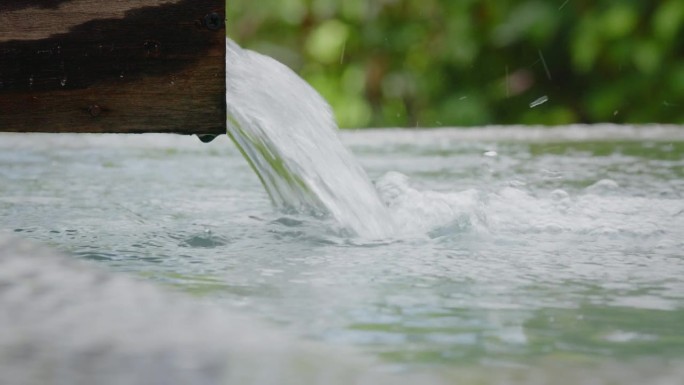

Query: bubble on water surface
left=585, top=179, right=620, bottom=195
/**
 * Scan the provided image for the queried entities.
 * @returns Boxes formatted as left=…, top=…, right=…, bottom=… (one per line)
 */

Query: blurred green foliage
left=228, top=0, right=684, bottom=128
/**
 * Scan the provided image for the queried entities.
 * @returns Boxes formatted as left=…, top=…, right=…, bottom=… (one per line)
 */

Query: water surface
left=1, top=126, right=684, bottom=383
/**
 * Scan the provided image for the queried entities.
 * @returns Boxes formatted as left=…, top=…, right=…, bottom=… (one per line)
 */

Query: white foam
left=376, top=171, right=684, bottom=240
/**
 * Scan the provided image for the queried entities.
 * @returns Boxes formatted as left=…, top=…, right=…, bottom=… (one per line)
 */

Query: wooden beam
left=0, top=0, right=226, bottom=135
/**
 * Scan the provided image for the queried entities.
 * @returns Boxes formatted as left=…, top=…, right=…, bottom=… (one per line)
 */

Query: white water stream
left=225, top=39, right=394, bottom=239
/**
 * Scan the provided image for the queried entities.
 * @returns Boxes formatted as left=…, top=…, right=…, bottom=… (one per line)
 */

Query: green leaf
left=632, top=40, right=662, bottom=75
left=305, top=20, right=350, bottom=64
left=601, top=4, right=638, bottom=39
left=653, top=0, right=684, bottom=41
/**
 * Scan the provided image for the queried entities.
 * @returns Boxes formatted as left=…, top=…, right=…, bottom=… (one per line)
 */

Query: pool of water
left=1, top=125, right=684, bottom=383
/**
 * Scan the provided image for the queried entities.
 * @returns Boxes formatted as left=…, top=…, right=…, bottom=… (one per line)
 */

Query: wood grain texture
left=0, top=0, right=226, bottom=134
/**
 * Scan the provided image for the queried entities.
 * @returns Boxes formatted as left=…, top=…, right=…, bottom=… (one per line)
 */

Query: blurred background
left=228, top=0, right=684, bottom=128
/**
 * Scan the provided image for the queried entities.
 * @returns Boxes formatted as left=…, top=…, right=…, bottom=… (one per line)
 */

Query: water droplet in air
left=60, top=77, right=67, bottom=87
left=483, top=150, right=498, bottom=157
left=529, top=95, right=548, bottom=108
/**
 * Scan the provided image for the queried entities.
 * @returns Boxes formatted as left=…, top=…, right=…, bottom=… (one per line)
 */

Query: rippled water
left=1, top=126, right=684, bottom=383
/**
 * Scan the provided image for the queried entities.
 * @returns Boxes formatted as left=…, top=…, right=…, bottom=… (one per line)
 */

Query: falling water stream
left=225, top=40, right=393, bottom=239
left=1, top=39, right=684, bottom=384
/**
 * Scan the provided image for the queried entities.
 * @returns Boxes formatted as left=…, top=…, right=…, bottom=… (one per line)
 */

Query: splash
left=376, top=170, right=684, bottom=243
left=225, top=39, right=393, bottom=238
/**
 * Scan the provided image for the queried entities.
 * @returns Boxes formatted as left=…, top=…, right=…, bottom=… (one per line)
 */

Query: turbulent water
left=2, top=40, right=684, bottom=385
left=225, top=39, right=392, bottom=239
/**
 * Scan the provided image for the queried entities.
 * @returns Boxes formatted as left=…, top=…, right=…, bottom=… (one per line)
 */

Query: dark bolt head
left=203, top=12, right=224, bottom=31
left=88, top=104, right=102, bottom=117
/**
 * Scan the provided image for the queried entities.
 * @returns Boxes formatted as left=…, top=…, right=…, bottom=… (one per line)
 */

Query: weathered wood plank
left=0, top=0, right=226, bottom=135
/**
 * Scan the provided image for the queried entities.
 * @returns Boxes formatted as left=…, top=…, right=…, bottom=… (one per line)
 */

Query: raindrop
left=529, top=95, right=548, bottom=108
left=483, top=150, right=498, bottom=157
left=339, top=41, right=346, bottom=64
left=538, top=50, right=552, bottom=80
left=60, top=77, right=67, bottom=87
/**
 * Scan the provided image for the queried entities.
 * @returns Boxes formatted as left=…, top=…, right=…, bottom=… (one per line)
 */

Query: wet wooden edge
left=0, top=0, right=226, bottom=135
